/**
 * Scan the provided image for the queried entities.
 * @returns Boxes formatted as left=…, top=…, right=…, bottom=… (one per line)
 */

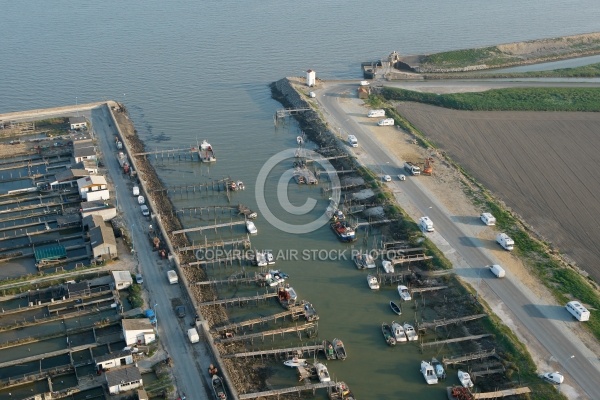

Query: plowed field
left=396, top=102, right=600, bottom=282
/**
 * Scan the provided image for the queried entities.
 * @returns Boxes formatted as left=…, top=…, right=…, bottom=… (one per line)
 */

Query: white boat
left=398, top=285, right=411, bottom=301
left=246, top=220, right=257, bottom=234
left=278, top=285, right=297, bottom=309
left=431, top=357, right=445, bottom=379
left=264, top=273, right=285, bottom=287
left=315, top=363, right=331, bottom=382
left=382, top=260, right=394, bottom=273
left=458, top=370, right=474, bottom=388
left=353, top=254, right=367, bottom=270
left=540, top=371, right=564, bottom=385
left=268, top=269, right=289, bottom=280
left=199, top=140, right=216, bottom=162
left=137, top=195, right=145, bottom=204
left=364, top=254, right=376, bottom=269
left=421, top=360, right=439, bottom=384
left=391, top=321, right=407, bottom=342
left=367, top=274, right=380, bottom=290
left=266, top=251, right=275, bottom=265
left=283, top=357, right=307, bottom=368
left=254, top=251, right=267, bottom=267
left=297, top=136, right=304, bottom=145
left=403, top=323, right=418, bottom=341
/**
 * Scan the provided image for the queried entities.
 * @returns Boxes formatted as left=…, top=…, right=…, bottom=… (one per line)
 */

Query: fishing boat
left=382, top=322, right=397, bottom=346
left=382, top=260, right=394, bottom=273
left=265, top=250, right=275, bottom=265
left=367, top=274, right=380, bottom=290
left=199, top=140, right=216, bottom=163
left=364, top=253, right=376, bottom=269
left=283, top=357, right=307, bottom=368
left=331, top=221, right=356, bottom=242
left=211, top=375, right=227, bottom=399
left=315, top=363, right=331, bottom=382
left=458, top=370, right=474, bottom=388
left=137, top=195, right=145, bottom=204
left=431, top=357, right=446, bottom=379
left=302, top=300, right=319, bottom=321
left=268, top=269, right=288, bottom=280
left=246, top=220, right=257, bottom=234
left=421, top=360, right=439, bottom=384
left=391, top=321, right=407, bottom=343
left=332, top=338, right=347, bottom=360
left=330, top=382, right=356, bottom=400
left=264, top=272, right=285, bottom=287
left=332, top=209, right=345, bottom=221
left=297, top=135, right=304, bottom=145
left=398, top=285, right=412, bottom=301
left=403, top=322, right=418, bottom=341
left=323, top=340, right=336, bottom=360
left=277, top=285, right=297, bottom=309
left=353, top=253, right=367, bottom=269
left=390, top=301, right=402, bottom=316
left=254, top=251, right=267, bottom=267
left=540, top=371, right=564, bottom=385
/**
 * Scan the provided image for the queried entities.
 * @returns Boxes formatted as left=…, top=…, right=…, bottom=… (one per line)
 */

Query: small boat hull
left=332, top=338, right=347, bottom=360
left=382, top=323, right=396, bottom=346
left=284, top=358, right=307, bottom=368
left=421, top=361, right=439, bottom=385
left=390, top=301, right=402, bottom=315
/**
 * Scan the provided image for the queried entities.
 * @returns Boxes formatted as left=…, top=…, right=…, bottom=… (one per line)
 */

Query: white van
left=347, top=135, right=358, bottom=147
left=480, top=212, right=496, bottom=226
left=488, top=264, right=506, bottom=278
left=419, top=216, right=434, bottom=232
left=140, top=205, right=150, bottom=216
left=309, top=91, right=316, bottom=98
left=132, top=186, right=140, bottom=196
left=377, top=118, right=394, bottom=126
left=566, top=301, right=590, bottom=321
left=367, top=109, right=385, bottom=118
left=187, top=328, right=200, bottom=343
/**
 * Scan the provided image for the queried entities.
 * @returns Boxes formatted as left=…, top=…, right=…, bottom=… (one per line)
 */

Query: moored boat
left=283, top=357, right=307, bottom=368
left=398, top=285, right=412, bottom=301
left=199, top=140, right=216, bottom=162
left=382, top=260, right=394, bottom=273
left=391, top=321, right=407, bottom=343
left=315, top=362, right=331, bottom=382
left=277, top=285, right=297, bottom=309
left=364, top=253, right=376, bottom=269
left=246, top=220, right=257, bottom=234
left=353, top=253, right=367, bottom=269
left=447, top=386, right=474, bottom=400
left=403, top=322, right=418, bottom=341
left=254, top=251, right=267, bottom=267
left=330, top=382, right=356, bottom=400
left=421, top=360, right=439, bottom=384
left=331, top=221, right=356, bottom=242
left=432, top=357, right=446, bottom=379
left=137, top=195, right=145, bottom=204
left=211, top=375, right=227, bottom=399
left=323, top=340, right=336, bottom=360
left=302, top=300, right=319, bottom=321
left=382, top=322, right=397, bottom=346
left=268, top=269, right=288, bottom=280
left=367, top=274, right=380, bottom=290
left=458, top=370, right=474, bottom=388
left=390, top=301, right=402, bottom=316
left=332, top=338, right=347, bottom=360
left=265, top=250, right=275, bottom=265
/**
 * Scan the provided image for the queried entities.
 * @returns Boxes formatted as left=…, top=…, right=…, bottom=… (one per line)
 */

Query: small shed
left=69, top=116, right=87, bottom=130
left=122, top=319, right=156, bottom=345
left=112, top=270, right=133, bottom=290
left=105, top=365, right=143, bottom=395
left=73, top=142, right=96, bottom=163
left=96, top=349, right=133, bottom=371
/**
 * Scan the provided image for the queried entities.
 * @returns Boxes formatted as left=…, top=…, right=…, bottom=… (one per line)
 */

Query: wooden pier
left=390, top=253, right=433, bottom=265
left=177, top=237, right=251, bottom=252
left=355, top=218, right=398, bottom=227
left=172, top=220, right=245, bottom=235
left=411, top=285, right=449, bottom=294
left=418, top=314, right=487, bottom=331
left=442, top=349, right=497, bottom=366
left=221, top=343, right=324, bottom=359
left=274, top=107, right=312, bottom=125
left=198, top=292, right=278, bottom=307
left=215, top=323, right=318, bottom=344
left=420, top=334, right=492, bottom=348
left=471, top=367, right=505, bottom=377
left=213, top=307, right=305, bottom=332
left=473, top=387, right=531, bottom=399
left=194, top=274, right=258, bottom=286
left=238, top=381, right=334, bottom=399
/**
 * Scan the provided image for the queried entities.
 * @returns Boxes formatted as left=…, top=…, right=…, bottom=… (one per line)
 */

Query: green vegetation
left=382, top=86, right=600, bottom=111
left=128, top=283, right=144, bottom=309
left=481, top=62, right=600, bottom=78
left=420, top=46, right=521, bottom=68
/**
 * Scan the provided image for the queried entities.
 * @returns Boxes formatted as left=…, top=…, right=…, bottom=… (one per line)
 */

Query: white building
left=306, top=69, right=316, bottom=87
left=111, top=270, right=133, bottom=290
left=105, top=365, right=143, bottom=395
left=77, top=175, right=109, bottom=201
left=122, top=319, right=156, bottom=346
left=95, top=349, right=133, bottom=371
left=69, top=116, right=88, bottom=130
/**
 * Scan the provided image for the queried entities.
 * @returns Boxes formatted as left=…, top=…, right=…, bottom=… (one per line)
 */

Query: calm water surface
left=2, top=1, right=600, bottom=398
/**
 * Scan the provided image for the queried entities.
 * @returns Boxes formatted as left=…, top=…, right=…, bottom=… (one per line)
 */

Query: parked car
left=382, top=174, right=392, bottom=182
left=135, top=274, right=143, bottom=284
left=175, top=305, right=186, bottom=318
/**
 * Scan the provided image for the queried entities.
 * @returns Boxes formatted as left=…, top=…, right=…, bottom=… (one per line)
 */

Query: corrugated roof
left=122, top=318, right=153, bottom=331
left=96, top=349, right=132, bottom=363
left=34, top=245, right=67, bottom=262
left=105, top=365, right=142, bottom=387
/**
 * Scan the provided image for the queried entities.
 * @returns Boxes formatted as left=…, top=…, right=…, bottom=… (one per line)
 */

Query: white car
left=382, top=175, right=392, bottom=182
left=398, top=174, right=406, bottom=181
left=360, top=80, right=370, bottom=86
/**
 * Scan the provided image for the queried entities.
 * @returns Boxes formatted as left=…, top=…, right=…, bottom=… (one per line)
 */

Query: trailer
left=480, top=212, right=496, bottom=226
left=496, top=233, right=514, bottom=251
left=377, top=118, right=395, bottom=126
left=367, top=109, right=385, bottom=118
left=167, top=270, right=178, bottom=284
left=404, top=162, right=421, bottom=176
left=419, top=216, right=434, bottom=232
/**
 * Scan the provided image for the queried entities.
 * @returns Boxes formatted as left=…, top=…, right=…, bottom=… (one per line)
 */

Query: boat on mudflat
left=332, top=338, right=347, bottom=360
left=390, top=301, right=402, bottom=316
left=212, top=375, right=227, bottom=399
left=331, top=221, right=356, bottom=242
left=382, top=322, right=396, bottom=346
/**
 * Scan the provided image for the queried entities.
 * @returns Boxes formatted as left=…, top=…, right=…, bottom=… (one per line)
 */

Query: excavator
left=422, top=157, right=434, bottom=176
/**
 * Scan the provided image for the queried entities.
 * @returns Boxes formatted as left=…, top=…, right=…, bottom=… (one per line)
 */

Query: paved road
left=317, top=82, right=600, bottom=400
left=91, top=106, right=211, bottom=400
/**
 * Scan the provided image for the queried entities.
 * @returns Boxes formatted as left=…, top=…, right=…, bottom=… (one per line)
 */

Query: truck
left=367, top=109, right=385, bottom=118
left=187, top=327, right=200, bottom=343
left=419, top=216, right=434, bottom=232
left=377, top=118, right=395, bottom=126
left=167, top=270, right=178, bottom=284
left=404, top=162, right=421, bottom=176
left=347, top=135, right=358, bottom=147
left=496, top=233, right=514, bottom=251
